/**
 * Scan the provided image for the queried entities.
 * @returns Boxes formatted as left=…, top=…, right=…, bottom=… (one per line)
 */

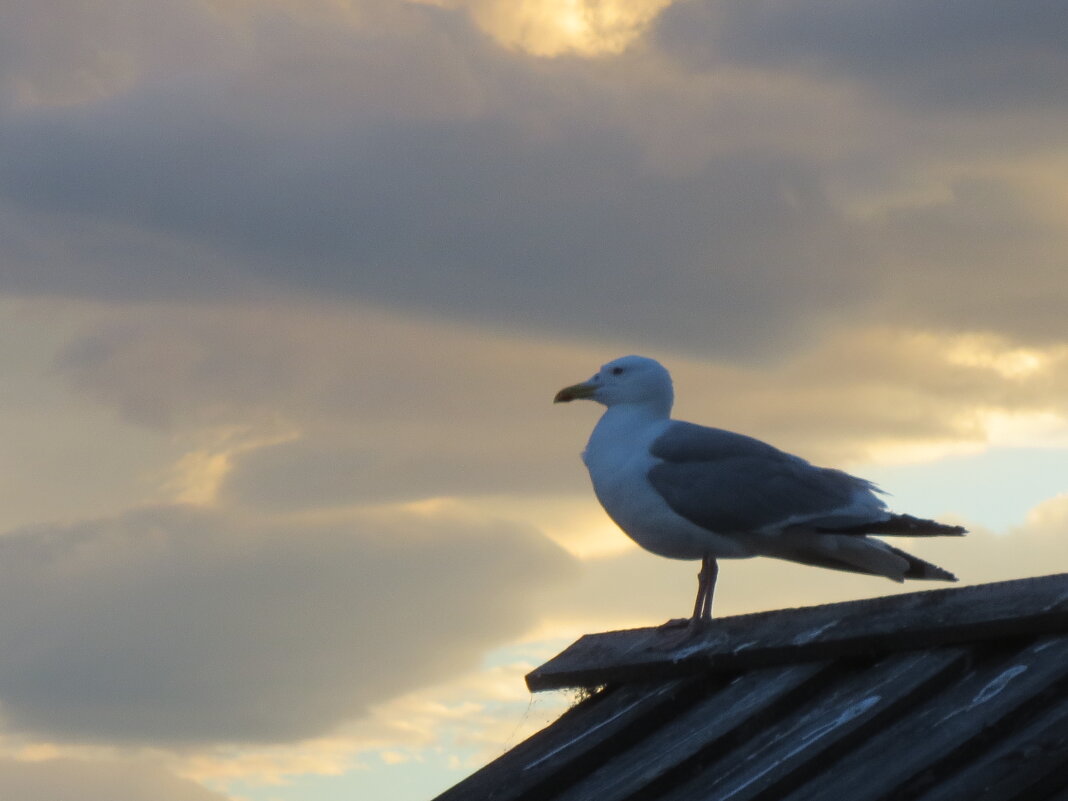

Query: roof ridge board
left=527, top=573, right=1068, bottom=692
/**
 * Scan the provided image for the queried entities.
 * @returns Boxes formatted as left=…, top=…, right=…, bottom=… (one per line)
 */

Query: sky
left=1, top=0, right=1067, bottom=798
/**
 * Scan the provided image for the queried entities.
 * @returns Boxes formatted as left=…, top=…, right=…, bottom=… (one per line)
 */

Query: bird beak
left=554, top=381, right=598, bottom=403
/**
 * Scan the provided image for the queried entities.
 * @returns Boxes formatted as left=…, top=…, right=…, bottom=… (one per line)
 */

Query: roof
left=433, top=572, right=1068, bottom=801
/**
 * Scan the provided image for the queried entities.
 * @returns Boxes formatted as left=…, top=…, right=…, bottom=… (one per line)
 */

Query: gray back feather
left=648, top=422, right=880, bottom=534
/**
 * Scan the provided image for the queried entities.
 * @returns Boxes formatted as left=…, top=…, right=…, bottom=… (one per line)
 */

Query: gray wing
left=647, top=422, right=883, bottom=534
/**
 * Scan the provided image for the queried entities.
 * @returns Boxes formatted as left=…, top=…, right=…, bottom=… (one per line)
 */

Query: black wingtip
left=826, top=514, right=968, bottom=537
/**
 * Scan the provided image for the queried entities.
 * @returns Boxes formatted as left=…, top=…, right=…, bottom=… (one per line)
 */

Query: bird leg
left=692, top=555, right=718, bottom=622
left=655, top=556, right=719, bottom=641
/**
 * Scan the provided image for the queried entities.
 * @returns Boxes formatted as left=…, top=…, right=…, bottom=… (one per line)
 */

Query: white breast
left=581, top=410, right=755, bottom=561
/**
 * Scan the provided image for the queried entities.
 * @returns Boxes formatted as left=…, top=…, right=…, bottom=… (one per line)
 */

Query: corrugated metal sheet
left=433, top=573, right=1068, bottom=801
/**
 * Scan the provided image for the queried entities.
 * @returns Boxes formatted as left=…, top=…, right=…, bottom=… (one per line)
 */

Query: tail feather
left=821, top=513, right=967, bottom=537
left=884, top=543, right=958, bottom=581
left=765, top=532, right=958, bottom=583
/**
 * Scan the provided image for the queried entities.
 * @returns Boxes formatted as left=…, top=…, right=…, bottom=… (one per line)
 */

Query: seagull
left=555, top=355, right=964, bottom=623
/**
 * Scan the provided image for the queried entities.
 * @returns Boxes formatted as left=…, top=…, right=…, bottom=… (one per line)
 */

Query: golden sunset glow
left=942, top=334, right=1053, bottom=379
left=422, top=0, right=673, bottom=56
left=165, top=426, right=300, bottom=505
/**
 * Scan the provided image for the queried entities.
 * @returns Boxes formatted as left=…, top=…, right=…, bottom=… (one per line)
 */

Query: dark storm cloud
left=655, top=0, right=1068, bottom=108
left=0, top=505, right=573, bottom=744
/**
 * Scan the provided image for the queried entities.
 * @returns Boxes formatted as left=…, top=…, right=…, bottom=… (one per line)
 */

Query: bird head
left=554, top=355, right=674, bottom=413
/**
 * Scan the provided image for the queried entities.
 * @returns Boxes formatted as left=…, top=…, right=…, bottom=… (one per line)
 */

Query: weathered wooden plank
left=780, top=634, right=1068, bottom=801
left=655, top=647, right=969, bottom=801
left=550, top=661, right=830, bottom=801
left=912, top=691, right=1068, bottom=801
left=431, top=677, right=700, bottom=801
left=526, top=573, right=1068, bottom=692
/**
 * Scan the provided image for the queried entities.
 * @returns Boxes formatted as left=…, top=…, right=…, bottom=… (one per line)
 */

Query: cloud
left=903, top=494, right=1068, bottom=589
left=1012, top=492, right=1068, bottom=542
left=654, top=0, right=1068, bottom=110
left=0, top=98, right=868, bottom=359
left=48, top=299, right=1068, bottom=515
left=0, top=504, right=573, bottom=744
left=452, top=0, right=673, bottom=56
left=219, top=434, right=570, bottom=510
left=51, top=300, right=610, bottom=507
left=3, top=1, right=1066, bottom=357
left=0, top=758, right=230, bottom=801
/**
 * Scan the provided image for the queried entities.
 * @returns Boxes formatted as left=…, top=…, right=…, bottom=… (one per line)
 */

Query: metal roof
left=433, top=573, right=1068, bottom=801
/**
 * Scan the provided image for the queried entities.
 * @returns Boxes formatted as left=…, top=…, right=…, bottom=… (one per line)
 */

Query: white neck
left=605, top=396, right=673, bottom=421
left=586, top=402, right=669, bottom=455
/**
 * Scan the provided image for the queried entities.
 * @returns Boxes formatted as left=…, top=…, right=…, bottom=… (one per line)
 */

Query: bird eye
left=611, top=366, right=624, bottom=375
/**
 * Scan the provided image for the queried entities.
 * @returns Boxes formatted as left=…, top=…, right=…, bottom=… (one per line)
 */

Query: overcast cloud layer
left=0, top=759, right=229, bottom=801
left=3, top=0, right=1068, bottom=358
left=0, top=505, right=571, bottom=743
left=51, top=301, right=1068, bottom=507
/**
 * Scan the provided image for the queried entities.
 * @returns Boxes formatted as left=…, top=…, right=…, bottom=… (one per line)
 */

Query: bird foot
left=658, top=617, right=691, bottom=629
left=653, top=616, right=712, bottom=649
